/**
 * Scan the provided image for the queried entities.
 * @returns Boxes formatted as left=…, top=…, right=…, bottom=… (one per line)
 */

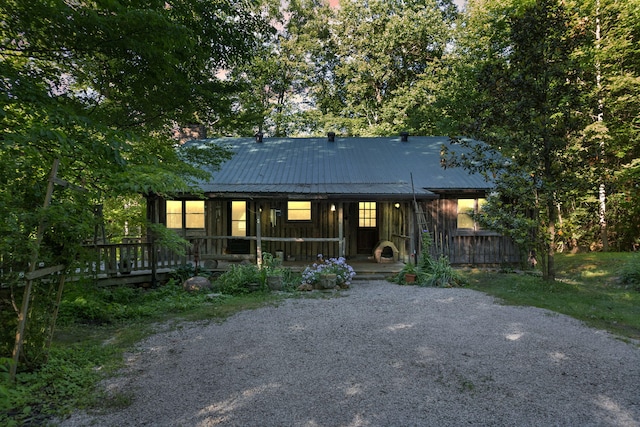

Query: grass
left=465, top=252, right=640, bottom=342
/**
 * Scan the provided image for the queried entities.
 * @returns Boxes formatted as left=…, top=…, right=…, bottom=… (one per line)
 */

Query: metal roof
left=186, top=136, right=492, bottom=198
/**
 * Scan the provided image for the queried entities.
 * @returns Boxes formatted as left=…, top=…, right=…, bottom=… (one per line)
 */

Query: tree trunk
left=596, top=0, right=609, bottom=252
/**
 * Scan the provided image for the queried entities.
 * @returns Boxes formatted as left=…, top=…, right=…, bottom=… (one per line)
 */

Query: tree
left=213, top=0, right=339, bottom=137
left=1, top=0, right=265, bottom=261
left=552, top=0, right=640, bottom=252
left=594, top=0, right=640, bottom=250
left=1, top=0, right=265, bottom=366
left=221, top=0, right=460, bottom=137
left=329, top=0, right=458, bottom=135
left=448, top=0, right=591, bottom=280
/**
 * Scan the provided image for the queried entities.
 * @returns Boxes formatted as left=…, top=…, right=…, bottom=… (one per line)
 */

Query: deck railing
left=82, top=234, right=346, bottom=277
left=80, top=241, right=186, bottom=277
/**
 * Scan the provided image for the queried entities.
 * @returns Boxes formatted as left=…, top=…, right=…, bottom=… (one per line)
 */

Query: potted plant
left=266, top=269, right=284, bottom=290
left=402, top=263, right=418, bottom=284
left=263, top=252, right=284, bottom=291
left=302, top=254, right=356, bottom=290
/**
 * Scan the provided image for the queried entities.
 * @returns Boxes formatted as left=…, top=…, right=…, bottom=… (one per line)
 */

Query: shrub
left=215, top=263, right=264, bottom=295
left=618, top=254, right=640, bottom=291
left=422, top=255, right=465, bottom=288
left=393, top=232, right=465, bottom=288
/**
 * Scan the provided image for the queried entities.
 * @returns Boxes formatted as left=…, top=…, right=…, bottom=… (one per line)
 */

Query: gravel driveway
left=58, top=280, right=640, bottom=427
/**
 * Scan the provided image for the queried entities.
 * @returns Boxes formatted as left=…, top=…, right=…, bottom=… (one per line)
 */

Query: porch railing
left=80, top=242, right=185, bottom=277
left=81, top=234, right=346, bottom=277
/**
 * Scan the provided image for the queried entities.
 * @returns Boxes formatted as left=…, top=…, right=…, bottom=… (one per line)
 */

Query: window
left=185, top=201, right=205, bottom=228
left=457, top=198, right=486, bottom=230
left=359, top=202, right=377, bottom=227
left=166, top=201, right=183, bottom=229
left=231, top=201, right=247, bottom=236
left=287, top=201, right=311, bottom=221
left=166, top=200, right=205, bottom=229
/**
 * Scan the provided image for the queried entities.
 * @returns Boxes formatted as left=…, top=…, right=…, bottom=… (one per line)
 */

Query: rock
left=297, top=284, right=314, bottom=291
left=183, top=276, right=212, bottom=292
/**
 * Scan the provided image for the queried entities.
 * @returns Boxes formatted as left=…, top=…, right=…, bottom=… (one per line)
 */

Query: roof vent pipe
left=255, top=132, right=263, bottom=143
left=400, top=132, right=409, bottom=142
left=328, top=132, right=335, bottom=142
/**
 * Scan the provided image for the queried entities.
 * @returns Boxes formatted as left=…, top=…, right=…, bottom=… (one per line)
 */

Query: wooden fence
left=432, top=233, right=522, bottom=265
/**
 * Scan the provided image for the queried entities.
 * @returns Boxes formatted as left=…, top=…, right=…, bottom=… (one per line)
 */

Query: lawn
left=466, top=252, right=640, bottom=341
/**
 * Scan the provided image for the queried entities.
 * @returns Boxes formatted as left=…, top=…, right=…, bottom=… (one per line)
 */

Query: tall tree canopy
left=446, top=0, right=591, bottom=279
left=445, top=0, right=640, bottom=276
left=0, top=0, right=267, bottom=270
left=217, top=0, right=459, bottom=137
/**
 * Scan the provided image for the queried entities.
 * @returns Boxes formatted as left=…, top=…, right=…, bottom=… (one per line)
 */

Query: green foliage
left=215, top=264, right=265, bottom=295
left=219, top=0, right=458, bottom=137
left=618, top=254, right=640, bottom=291
left=611, top=159, right=640, bottom=250
left=56, top=280, right=213, bottom=327
left=146, top=223, right=191, bottom=257
left=446, top=0, right=594, bottom=279
left=394, top=232, right=465, bottom=287
left=168, top=264, right=198, bottom=283
left=0, top=277, right=70, bottom=369
left=0, top=343, right=119, bottom=426
left=418, top=232, right=434, bottom=272
left=0, top=0, right=263, bottom=276
left=421, top=255, right=465, bottom=288
left=102, top=196, right=147, bottom=242
left=262, top=252, right=283, bottom=275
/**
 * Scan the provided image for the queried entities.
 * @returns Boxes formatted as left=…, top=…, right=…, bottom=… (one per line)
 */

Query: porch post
left=338, top=203, right=344, bottom=257
left=256, top=208, right=262, bottom=268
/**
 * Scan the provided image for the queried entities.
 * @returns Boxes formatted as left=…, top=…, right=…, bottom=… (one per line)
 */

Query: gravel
left=57, top=280, right=640, bottom=427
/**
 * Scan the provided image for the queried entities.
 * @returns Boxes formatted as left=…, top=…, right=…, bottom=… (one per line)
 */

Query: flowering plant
left=302, top=255, right=356, bottom=286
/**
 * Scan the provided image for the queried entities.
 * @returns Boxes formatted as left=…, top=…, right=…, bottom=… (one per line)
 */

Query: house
left=146, top=133, right=520, bottom=266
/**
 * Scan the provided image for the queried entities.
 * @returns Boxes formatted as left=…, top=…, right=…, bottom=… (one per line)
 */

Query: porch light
left=330, top=204, right=336, bottom=212
left=394, top=203, right=400, bottom=209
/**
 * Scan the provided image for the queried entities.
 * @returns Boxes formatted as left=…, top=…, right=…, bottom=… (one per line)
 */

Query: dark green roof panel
left=187, top=136, right=491, bottom=197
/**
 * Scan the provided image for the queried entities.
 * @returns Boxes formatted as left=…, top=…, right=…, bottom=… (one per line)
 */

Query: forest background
left=1, top=0, right=639, bottom=284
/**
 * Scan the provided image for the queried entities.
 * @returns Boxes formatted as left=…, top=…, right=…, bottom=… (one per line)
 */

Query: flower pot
left=267, top=275, right=283, bottom=291
left=404, top=273, right=417, bottom=283
left=246, top=282, right=261, bottom=292
left=318, top=273, right=337, bottom=290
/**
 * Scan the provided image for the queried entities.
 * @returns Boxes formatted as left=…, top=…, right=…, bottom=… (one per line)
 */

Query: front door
left=357, top=201, right=378, bottom=254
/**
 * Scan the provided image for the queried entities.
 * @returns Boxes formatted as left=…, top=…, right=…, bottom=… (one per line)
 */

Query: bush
left=393, top=232, right=464, bottom=288
left=215, top=264, right=264, bottom=295
left=422, top=255, right=465, bottom=288
left=618, top=254, right=640, bottom=291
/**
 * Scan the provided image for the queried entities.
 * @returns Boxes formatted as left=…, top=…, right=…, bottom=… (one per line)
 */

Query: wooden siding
left=422, top=197, right=521, bottom=265
left=148, top=195, right=520, bottom=266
